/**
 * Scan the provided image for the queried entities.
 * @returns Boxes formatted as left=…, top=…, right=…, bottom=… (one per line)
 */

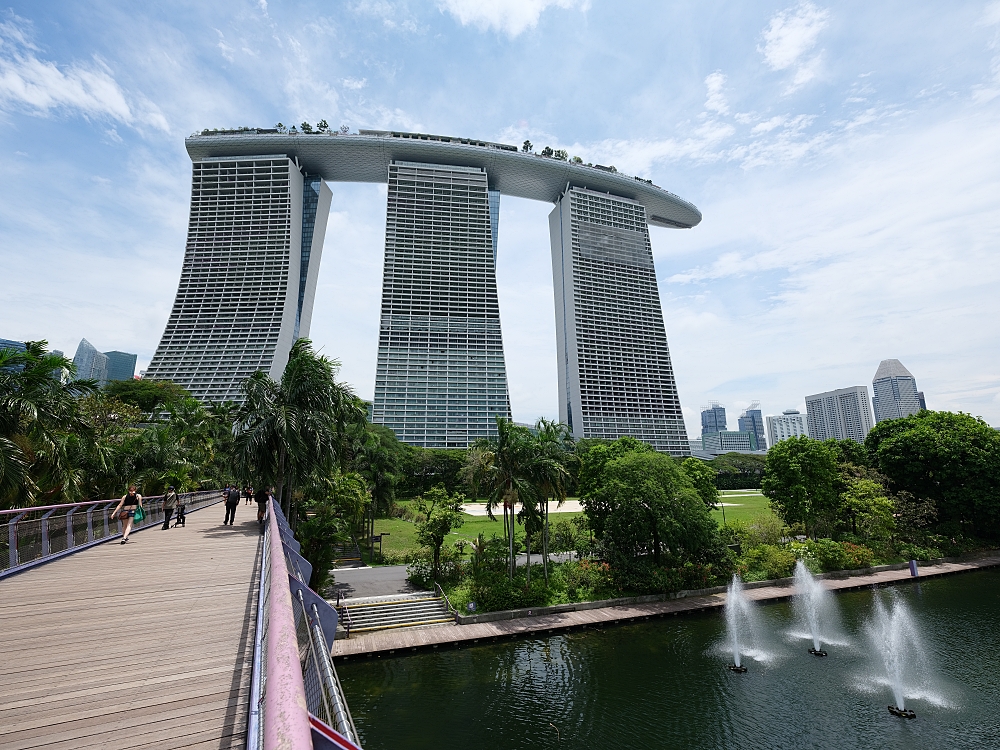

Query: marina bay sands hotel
left=145, top=129, right=702, bottom=454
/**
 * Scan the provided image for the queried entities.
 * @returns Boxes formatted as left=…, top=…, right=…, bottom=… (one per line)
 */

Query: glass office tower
left=549, top=187, right=688, bottom=455
left=371, top=161, right=512, bottom=448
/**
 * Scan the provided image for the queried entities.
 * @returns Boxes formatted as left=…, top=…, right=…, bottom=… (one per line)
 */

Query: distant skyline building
left=701, top=402, right=727, bottom=435
left=73, top=338, right=108, bottom=386
left=371, top=161, right=511, bottom=448
left=805, top=385, right=875, bottom=443
left=918, top=391, right=926, bottom=410
left=766, top=409, right=809, bottom=446
left=702, top=430, right=759, bottom=453
left=104, top=351, right=138, bottom=382
left=0, top=338, right=26, bottom=354
left=738, top=401, right=767, bottom=451
left=550, top=186, right=688, bottom=454
left=872, top=358, right=922, bottom=423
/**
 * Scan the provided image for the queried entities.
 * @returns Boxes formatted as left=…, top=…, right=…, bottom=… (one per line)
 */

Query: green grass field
left=711, top=490, right=776, bottom=525
left=368, top=491, right=774, bottom=563
left=370, top=510, right=586, bottom=562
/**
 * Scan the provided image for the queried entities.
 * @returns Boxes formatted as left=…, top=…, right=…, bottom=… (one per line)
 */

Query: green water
left=338, top=569, right=1000, bottom=749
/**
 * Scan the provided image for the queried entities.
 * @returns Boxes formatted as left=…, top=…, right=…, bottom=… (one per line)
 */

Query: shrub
left=897, top=542, right=943, bottom=561
left=839, top=541, right=876, bottom=570
left=467, top=569, right=549, bottom=612
left=406, top=548, right=464, bottom=588
left=738, top=544, right=796, bottom=581
left=807, top=539, right=849, bottom=572
left=549, top=518, right=578, bottom=553
left=560, top=559, right=614, bottom=601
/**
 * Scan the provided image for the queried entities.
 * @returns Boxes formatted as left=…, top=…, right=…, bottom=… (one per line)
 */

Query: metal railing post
left=40, top=509, right=57, bottom=557
left=85, top=505, right=95, bottom=542
left=102, top=502, right=116, bottom=537
left=66, top=507, right=77, bottom=550
left=8, top=512, right=28, bottom=569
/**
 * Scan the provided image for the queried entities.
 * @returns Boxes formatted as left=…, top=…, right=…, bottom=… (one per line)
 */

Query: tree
left=317, top=119, right=329, bottom=132
left=824, top=438, right=868, bottom=467
left=0, top=342, right=95, bottom=508
left=413, top=484, right=466, bottom=581
left=553, top=149, right=569, bottom=161
left=233, top=339, right=365, bottom=517
left=709, top=452, right=766, bottom=490
left=571, top=156, right=583, bottom=163
left=680, top=457, right=718, bottom=509
left=464, top=418, right=549, bottom=579
left=577, top=436, right=653, bottom=498
left=761, top=436, right=839, bottom=538
left=300, top=121, right=313, bottom=133
left=541, top=146, right=554, bottom=157
left=104, top=379, right=190, bottom=414
left=583, top=450, right=716, bottom=566
left=296, top=472, right=369, bottom=589
left=522, top=140, right=533, bottom=153
left=533, top=418, right=574, bottom=582
left=839, top=476, right=895, bottom=541
left=866, top=411, right=1000, bottom=538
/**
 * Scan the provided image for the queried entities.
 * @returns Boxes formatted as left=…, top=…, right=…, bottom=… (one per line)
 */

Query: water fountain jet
left=792, top=561, right=840, bottom=657
left=868, top=592, right=927, bottom=719
left=724, top=576, right=763, bottom=673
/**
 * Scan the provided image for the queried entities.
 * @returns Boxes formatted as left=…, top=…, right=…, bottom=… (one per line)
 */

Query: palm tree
left=233, top=339, right=364, bottom=518
left=0, top=342, right=94, bottom=508
left=464, top=418, right=567, bottom=583
left=534, top=418, right=574, bottom=583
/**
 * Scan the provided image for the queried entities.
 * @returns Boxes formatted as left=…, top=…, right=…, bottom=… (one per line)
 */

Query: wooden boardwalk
left=333, top=554, right=1000, bottom=660
left=0, top=504, right=262, bottom=750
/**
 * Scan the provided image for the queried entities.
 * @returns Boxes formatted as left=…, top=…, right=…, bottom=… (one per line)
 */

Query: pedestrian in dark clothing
left=223, top=484, right=239, bottom=525
left=110, top=486, right=143, bottom=544
left=162, top=486, right=179, bottom=530
left=254, top=486, right=271, bottom=529
left=245, top=485, right=253, bottom=505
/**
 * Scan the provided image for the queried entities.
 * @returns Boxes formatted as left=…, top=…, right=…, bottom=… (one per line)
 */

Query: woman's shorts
left=120, top=510, right=135, bottom=520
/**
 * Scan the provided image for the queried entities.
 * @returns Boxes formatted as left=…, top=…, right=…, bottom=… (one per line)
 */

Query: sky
left=2, top=0, right=1000, bottom=436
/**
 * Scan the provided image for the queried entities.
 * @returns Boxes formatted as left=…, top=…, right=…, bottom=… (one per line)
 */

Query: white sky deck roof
left=185, top=129, right=703, bottom=229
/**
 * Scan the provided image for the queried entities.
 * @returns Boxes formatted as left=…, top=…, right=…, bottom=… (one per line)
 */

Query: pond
left=338, top=568, right=1000, bottom=750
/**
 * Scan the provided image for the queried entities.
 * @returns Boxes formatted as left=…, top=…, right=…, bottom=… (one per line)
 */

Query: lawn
left=367, top=491, right=775, bottom=564
left=368, top=509, right=586, bottom=563
left=711, top=490, right=777, bottom=525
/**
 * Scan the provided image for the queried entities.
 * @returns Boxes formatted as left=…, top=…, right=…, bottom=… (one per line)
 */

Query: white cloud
left=342, top=77, right=367, bottom=90
left=438, top=0, right=588, bottom=37
left=0, top=15, right=167, bottom=131
left=759, top=2, right=829, bottom=92
left=704, top=71, right=729, bottom=114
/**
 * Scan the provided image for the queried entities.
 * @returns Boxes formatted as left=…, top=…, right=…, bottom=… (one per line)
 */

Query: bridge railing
left=250, top=498, right=361, bottom=750
left=0, top=490, right=220, bottom=577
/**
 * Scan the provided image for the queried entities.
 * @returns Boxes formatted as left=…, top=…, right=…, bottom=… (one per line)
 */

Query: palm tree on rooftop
left=534, top=418, right=574, bottom=583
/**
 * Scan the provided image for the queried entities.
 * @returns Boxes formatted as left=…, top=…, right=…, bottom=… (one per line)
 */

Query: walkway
left=332, top=554, right=1000, bottom=660
left=0, top=505, right=261, bottom=750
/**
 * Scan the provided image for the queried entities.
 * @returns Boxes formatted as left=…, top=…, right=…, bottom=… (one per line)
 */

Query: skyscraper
left=550, top=187, right=688, bottom=454
left=145, top=156, right=332, bottom=401
left=701, top=403, right=727, bottom=435
left=371, top=161, right=511, bottom=448
left=104, top=351, right=137, bottom=382
left=805, top=386, right=875, bottom=443
left=871, top=359, right=922, bottom=423
left=766, top=408, right=808, bottom=446
left=73, top=338, right=108, bottom=386
left=738, top=401, right=767, bottom=451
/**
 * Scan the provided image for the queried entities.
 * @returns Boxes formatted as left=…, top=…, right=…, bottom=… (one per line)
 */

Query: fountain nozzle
left=808, top=648, right=828, bottom=657
left=888, top=705, right=916, bottom=719
left=727, top=665, right=748, bottom=673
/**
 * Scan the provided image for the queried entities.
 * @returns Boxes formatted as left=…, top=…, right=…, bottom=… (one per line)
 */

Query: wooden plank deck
left=332, top=554, right=1000, bottom=660
left=0, top=504, right=262, bottom=750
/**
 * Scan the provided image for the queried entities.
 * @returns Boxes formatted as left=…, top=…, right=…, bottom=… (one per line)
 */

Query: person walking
left=110, top=485, right=143, bottom=544
left=254, top=485, right=271, bottom=530
left=244, top=485, right=253, bottom=505
left=223, top=484, right=240, bottom=525
left=174, top=492, right=187, bottom=527
left=161, top=486, right=179, bottom=530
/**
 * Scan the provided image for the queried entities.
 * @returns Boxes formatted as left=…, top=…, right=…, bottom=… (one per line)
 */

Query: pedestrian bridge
left=0, top=493, right=360, bottom=749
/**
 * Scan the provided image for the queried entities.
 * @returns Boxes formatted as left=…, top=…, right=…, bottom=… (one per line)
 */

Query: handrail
left=435, top=581, right=458, bottom=617
left=251, top=498, right=362, bottom=750
left=1, top=490, right=219, bottom=576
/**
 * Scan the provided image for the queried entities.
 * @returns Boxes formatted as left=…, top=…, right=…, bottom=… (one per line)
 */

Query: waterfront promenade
left=332, top=553, right=1000, bottom=660
left=0, top=507, right=261, bottom=750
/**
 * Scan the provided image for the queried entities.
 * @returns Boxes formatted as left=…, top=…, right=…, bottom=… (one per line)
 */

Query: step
left=349, top=617, right=455, bottom=633
left=344, top=605, right=449, bottom=622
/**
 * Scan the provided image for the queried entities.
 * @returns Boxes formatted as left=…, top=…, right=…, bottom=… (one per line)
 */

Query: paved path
left=460, top=501, right=584, bottom=515
left=0, top=505, right=261, bottom=750
left=332, top=554, right=1000, bottom=660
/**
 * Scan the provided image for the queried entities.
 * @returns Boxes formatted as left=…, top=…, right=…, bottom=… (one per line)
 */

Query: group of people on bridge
left=222, top=483, right=275, bottom=528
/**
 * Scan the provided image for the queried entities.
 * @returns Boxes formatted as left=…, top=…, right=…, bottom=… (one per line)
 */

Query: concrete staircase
left=332, top=538, right=365, bottom=569
left=335, top=593, right=454, bottom=636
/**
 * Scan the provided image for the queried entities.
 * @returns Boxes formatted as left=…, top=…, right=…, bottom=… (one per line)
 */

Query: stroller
left=172, top=504, right=187, bottom=527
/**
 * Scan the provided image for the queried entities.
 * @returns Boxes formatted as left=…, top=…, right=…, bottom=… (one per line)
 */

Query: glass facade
left=103, top=350, right=137, bottom=381
left=371, top=161, right=512, bottom=448
left=295, top=174, right=323, bottom=340
left=550, top=187, right=688, bottom=455
left=701, top=404, right=727, bottom=435
left=872, top=359, right=921, bottom=423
